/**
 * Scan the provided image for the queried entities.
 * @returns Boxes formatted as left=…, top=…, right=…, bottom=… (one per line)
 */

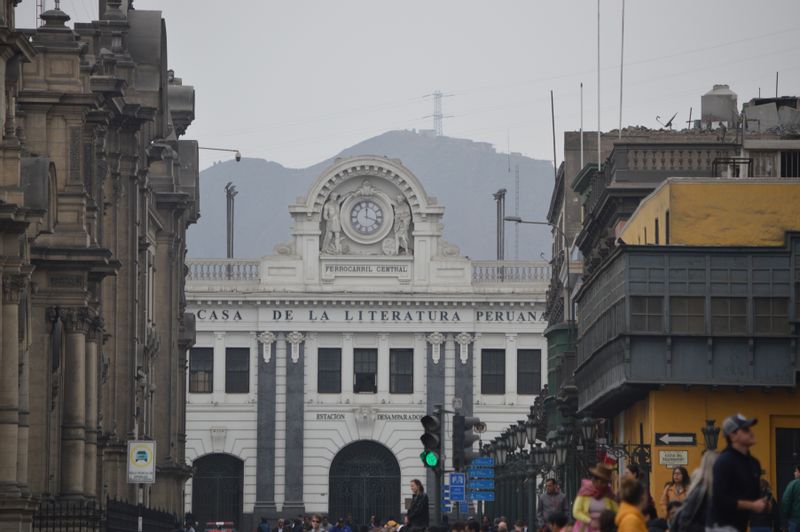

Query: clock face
left=350, top=200, right=384, bottom=235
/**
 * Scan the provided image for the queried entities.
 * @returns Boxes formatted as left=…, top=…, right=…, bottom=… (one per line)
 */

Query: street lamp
left=580, top=417, right=598, bottom=444
left=515, top=421, right=527, bottom=450
left=199, top=146, right=242, bottom=162
left=504, top=216, right=573, bottom=324
left=702, top=420, right=720, bottom=451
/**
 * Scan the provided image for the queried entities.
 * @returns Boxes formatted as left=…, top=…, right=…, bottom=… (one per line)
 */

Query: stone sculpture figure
left=322, top=193, right=342, bottom=254
left=393, top=194, right=412, bottom=255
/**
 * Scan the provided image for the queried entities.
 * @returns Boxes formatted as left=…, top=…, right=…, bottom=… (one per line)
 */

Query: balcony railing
left=471, top=260, right=550, bottom=284
left=187, top=259, right=260, bottom=282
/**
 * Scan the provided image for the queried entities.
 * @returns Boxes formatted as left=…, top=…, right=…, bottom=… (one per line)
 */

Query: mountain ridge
left=188, top=130, right=554, bottom=260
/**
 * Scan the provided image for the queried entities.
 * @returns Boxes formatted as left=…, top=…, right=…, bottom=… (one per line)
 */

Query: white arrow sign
left=657, top=434, right=695, bottom=445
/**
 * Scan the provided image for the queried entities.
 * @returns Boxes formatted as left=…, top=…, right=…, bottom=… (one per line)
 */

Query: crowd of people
left=242, top=413, right=799, bottom=532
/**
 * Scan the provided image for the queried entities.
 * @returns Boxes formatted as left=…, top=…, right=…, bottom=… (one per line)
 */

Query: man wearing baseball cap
left=707, top=413, right=768, bottom=532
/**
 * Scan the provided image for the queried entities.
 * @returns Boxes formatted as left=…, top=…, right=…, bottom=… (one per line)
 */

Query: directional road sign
left=449, top=472, right=466, bottom=503
left=472, top=456, right=495, bottom=467
left=655, top=433, right=696, bottom=446
left=469, top=491, right=496, bottom=501
left=467, top=467, right=494, bottom=478
left=469, top=479, right=495, bottom=490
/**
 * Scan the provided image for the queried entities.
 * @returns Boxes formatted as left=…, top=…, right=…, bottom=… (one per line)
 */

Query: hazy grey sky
left=16, top=1, right=800, bottom=170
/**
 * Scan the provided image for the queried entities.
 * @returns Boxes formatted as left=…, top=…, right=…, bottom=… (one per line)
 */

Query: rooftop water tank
left=701, top=84, right=738, bottom=127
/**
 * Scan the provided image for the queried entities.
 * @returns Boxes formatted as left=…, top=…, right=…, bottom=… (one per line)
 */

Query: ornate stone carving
left=286, top=331, right=305, bottom=364
left=427, top=332, right=445, bottom=365
left=257, top=331, right=277, bottom=364
left=2, top=274, right=27, bottom=304
left=321, top=193, right=343, bottom=254
left=87, top=317, right=105, bottom=342
left=455, top=332, right=474, bottom=365
left=63, top=307, right=92, bottom=334
left=392, top=195, right=412, bottom=255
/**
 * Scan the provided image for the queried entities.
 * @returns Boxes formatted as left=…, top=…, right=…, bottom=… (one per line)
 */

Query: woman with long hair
left=672, top=452, right=718, bottom=532
left=660, top=466, right=690, bottom=516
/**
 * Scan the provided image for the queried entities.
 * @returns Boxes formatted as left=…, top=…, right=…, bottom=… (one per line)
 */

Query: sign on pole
left=469, top=479, right=495, bottom=490
left=449, top=472, right=466, bottom=503
left=127, top=441, right=156, bottom=484
left=469, top=491, right=495, bottom=501
left=466, top=467, right=494, bottom=478
left=472, top=456, right=495, bottom=467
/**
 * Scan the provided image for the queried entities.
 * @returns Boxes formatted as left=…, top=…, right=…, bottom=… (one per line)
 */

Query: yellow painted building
left=600, top=179, right=800, bottom=516
left=617, top=387, right=800, bottom=514
left=619, top=178, right=800, bottom=247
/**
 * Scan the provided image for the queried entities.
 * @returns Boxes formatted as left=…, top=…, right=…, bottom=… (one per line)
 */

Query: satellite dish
left=656, top=112, right=678, bottom=130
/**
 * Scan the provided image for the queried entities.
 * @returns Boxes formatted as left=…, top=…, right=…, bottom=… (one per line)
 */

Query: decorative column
left=505, top=333, right=518, bottom=398
left=377, top=333, right=390, bottom=394
left=61, top=307, right=90, bottom=498
left=84, top=317, right=103, bottom=498
left=425, top=332, right=445, bottom=514
left=283, top=332, right=305, bottom=515
left=341, top=333, right=354, bottom=394
left=454, top=333, right=474, bottom=417
left=0, top=274, right=25, bottom=496
left=254, top=332, right=278, bottom=519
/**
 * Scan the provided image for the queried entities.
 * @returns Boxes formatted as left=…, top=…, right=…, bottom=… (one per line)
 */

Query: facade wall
left=616, top=387, right=800, bottom=515
left=620, top=179, right=800, bottom=246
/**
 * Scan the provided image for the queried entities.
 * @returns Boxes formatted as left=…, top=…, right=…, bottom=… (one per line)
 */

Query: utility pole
left=493, top=189, right=507, bottom=261
left=423, top=91, right=454, bottom=136
left=225, top=182, right=238, bottom=259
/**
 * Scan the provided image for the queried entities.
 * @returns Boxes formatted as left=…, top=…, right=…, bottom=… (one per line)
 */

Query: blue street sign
left=467, top=467, right=494, bottom=478
left=469, top=479, right=495, bottom=490
left=472, top=456, right=495, bottom=467
left=449, top=472, right=466, bottom=486
left=441, top=504, right=451, bottom=514
left=469, top=491, right=496, bottom=501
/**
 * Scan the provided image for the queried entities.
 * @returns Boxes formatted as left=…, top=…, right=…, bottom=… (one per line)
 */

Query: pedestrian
left=615, top=478, right=648, bottom=532
left=513, top=520, right=525, bottom=532
left=546, top=512, right=569, bottom=532
left=597, top=510, right=617, bottom=532
left=782, top=465, right=800, bottom=532
left=405, top=479, right=429, bottom=531
left=538, top=478, right=569, bottom=530
left=749, top=479, right=779, bottom=532
left=322, top=517, right=332, bottom=531
left=258, top=517, right=271, bottom=532
left=670, top=450, right=717, bottom=532
left=664, top=502, right=682, bottom=527
left=572, top=463, right=618, bottom=532
left=706, top=413, right=768, bottom=532
left=331, top=518, right=347, bottom=532
left=184, top=520, right=196, bottom=532
left=309, top=515, right=323, bottom=532
left=659, top=467, right=689, bottom=518
left=623, top=465, right=656, bottom=518
left=276, top=519, right=288, bottom=532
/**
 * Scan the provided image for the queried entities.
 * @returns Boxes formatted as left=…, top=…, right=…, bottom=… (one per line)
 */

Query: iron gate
left=191, top=454, right=244, bottom=531
left=329, top=441, right=401, bottom=526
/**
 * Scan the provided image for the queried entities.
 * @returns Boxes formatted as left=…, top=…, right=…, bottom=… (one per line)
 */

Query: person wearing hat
left=706, top=413, right=768, bottom=532
left=572, top=463, right=619, bottom=532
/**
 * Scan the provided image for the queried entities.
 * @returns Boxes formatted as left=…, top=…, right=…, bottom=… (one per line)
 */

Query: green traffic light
left=420, top=450, right=439, bottom=468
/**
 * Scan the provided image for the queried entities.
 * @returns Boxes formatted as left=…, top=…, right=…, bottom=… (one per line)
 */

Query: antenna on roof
left=656, top=112, right=678, bottom=130
left=36, top=0, right=45, bottom=26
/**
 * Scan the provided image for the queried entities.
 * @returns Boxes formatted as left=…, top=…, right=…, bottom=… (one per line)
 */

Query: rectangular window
left=710, top=297, right=747, bottom=334
left=654, top=218, right=660, bottom=245
left=225, top=347, right=250, bottom=393
left=670, top=296, right=705, bottom=334
left=517, top=349, right=541, bottom=395
left=389, top=349, right=414, bottom=394
left=481, top=349, right=505, bottom=395
left=317, top=348, right=342, bottom=394
left=630, top=296, right=663, bottom=332
left=353, top=348, right=377, bottom=393
left=781, top=150, right=800, bottom=177
left=754, top=297, right=789, bottom=334
left=189, top=347, right=213, bottom=393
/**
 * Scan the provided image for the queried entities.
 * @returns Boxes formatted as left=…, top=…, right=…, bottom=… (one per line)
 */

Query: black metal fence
left=33, top=498, right=178, bottom=532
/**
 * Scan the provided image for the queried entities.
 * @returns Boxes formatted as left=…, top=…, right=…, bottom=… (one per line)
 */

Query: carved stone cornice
left=2, top=274, right=27, bottom=304
left=63, top=307, right=92, bottom=334
left=454, top=332, right=474, bottom=365
left=87, top=317, right=105, bottom=342
left=286, top=331, right=305, bottom=364
left=257, top=332, right=277, bottom=364
left=427, top=332, right=445, bottom=365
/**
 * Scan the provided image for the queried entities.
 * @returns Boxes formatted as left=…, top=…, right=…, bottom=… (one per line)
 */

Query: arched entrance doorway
left=191, top=454, right=243, bottom=531
left=329, top=441, right=401, bottom=526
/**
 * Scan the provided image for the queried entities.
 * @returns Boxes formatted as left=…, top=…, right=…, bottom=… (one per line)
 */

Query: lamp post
left=198, top=146, right=242, bottom=162
left=504, top=216, right=573, bottom=325
left=702, top=420, right=720, bottom=451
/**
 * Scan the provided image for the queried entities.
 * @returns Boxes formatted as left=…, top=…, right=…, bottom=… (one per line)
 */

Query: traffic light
left=452, top=414, right=482, bottom=471
left=420, top=409, right=442, bottom=469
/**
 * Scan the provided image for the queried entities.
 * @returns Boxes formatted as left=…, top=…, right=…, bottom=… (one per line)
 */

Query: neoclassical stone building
left=185, top=156, right=550, bottom=529
left=0, top=1, right=197, bottom=529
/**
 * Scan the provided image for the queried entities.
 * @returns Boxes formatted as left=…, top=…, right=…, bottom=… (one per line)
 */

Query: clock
left=349, top=200, right=384, bottom=235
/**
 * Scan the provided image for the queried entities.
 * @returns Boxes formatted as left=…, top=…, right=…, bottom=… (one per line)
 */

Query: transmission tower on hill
left=423, top=91, right=453, bottom=136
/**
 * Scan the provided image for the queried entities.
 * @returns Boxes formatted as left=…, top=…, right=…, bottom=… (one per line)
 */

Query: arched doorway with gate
left=191, top=453, right=244, bottom=531
left=329, top=440, right=401, bottom=526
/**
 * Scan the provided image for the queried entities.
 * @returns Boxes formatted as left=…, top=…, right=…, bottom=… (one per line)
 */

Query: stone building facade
left=0, top=1, right=197, bottom=529
left=185, top=156, right=551, bottom=530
